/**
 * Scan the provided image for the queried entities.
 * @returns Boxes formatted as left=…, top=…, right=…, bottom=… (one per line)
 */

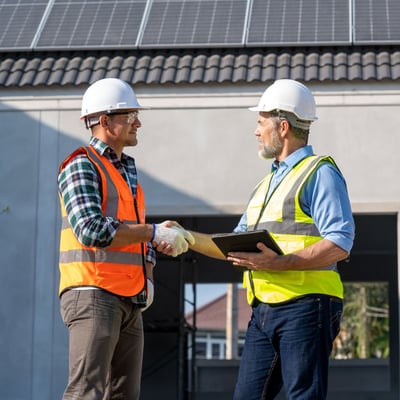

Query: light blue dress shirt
left=234, top=145, right=355, bottom=253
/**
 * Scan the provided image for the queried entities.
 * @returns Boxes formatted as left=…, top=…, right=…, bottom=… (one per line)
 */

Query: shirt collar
left=272, top=145, right=314, bottom=172
left=89, top=136, right=135, bottom=167
left=89, top=136, right=111, bottom=156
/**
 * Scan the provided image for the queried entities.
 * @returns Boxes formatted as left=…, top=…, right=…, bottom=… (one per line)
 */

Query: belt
left=117, top=289, right=147, bottom=307
left=68, top=287, right=147, bottom=307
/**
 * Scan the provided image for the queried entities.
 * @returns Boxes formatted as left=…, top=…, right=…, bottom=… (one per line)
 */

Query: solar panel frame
left=35, top=0, right=147, bottom=50
left=246, top=0, right=351, bottom=47
left=140, top=0, right=248, bottom=49
left=354, top=0, right=400, bottom=44
left=0, top=1, right=48, bottom=51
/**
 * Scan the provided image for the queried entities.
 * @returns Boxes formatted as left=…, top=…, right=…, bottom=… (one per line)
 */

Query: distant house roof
left=1, top=46, right=400, bottom=88
left=186, top=288, right=251, bottom=332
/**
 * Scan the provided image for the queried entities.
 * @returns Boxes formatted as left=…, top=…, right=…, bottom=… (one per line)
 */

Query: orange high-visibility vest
left=58, top=146, right=146, bottom=296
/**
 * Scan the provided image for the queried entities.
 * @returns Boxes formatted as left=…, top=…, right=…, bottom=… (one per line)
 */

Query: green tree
left=332, top=282, right=389, bottom=359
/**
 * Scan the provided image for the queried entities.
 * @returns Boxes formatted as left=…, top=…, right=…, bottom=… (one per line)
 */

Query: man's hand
left=227, top=242, right=281, bottom=271
left=169, top=225, right=195, bottom=245
left=152, top=221, right=195, bottom=257
left=162, top=221, right=195, bottom=245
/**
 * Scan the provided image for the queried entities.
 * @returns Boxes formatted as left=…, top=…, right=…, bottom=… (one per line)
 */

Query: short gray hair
left=270, top=110, right=310, bottom=141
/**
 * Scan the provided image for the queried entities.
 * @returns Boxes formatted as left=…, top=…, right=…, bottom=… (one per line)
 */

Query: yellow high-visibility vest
left=244, top=155, right=343, bottom=304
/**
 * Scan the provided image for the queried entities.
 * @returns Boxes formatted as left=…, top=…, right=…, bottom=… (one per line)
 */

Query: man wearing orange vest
left=58, top=78, right=194, bottom=400
left=172, top=80, right=354, bottom=399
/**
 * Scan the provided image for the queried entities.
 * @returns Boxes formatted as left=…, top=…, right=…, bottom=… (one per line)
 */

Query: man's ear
left=279, top=119, right=290, bottom=136
left=99, top=114, right=109, bottom=128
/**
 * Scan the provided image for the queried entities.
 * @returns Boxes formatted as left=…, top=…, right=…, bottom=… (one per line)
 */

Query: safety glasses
left=109, top=111, right=139, bottom=124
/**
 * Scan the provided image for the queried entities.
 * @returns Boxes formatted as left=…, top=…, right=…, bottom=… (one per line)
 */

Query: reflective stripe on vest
left=58, top=146, right=146, bottom=296
left=244, top=155, right=343, bottom=304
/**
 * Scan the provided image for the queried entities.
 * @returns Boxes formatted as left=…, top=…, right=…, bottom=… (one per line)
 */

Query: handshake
left=151, top=221, right=195, bottom=257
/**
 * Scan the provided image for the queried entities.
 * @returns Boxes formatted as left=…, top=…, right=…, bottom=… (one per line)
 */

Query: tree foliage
left=332, top=282, right=389, bottom=359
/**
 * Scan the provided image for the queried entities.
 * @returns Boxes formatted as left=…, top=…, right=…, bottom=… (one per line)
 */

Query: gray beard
left=258, top=147, right=276, bottom=159
left=258, top=130, right=283, bottom=160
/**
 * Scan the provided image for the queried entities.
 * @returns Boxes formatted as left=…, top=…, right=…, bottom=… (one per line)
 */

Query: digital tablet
left=211, top=229, right=283, bottom=257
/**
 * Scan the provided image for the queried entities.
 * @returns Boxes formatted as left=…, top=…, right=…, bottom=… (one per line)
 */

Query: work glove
left=170, top=226, right=195, bottom=246
left=141, top=279, right=154, bottom=312
left=163, top=221, right=195, bottom=247
left=153, top=222, right=191, bottom=257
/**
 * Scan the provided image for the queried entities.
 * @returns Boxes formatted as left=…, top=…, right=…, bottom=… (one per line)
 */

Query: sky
left=184, top=283, right=236, bottom=313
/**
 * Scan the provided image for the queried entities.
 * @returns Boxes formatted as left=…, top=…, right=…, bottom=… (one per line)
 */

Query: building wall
left=0, top=81, right=399, bottom=399
left=2, top=81, right=399, bottom=215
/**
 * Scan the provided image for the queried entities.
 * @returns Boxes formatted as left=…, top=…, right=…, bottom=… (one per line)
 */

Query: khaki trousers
left=60, top=289, right=144, bottom=400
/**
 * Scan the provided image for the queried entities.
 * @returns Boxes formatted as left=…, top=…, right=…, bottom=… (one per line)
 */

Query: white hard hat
left=249, top=79, right=317, bottom=126
left=80, top=78, right=145, bottom=119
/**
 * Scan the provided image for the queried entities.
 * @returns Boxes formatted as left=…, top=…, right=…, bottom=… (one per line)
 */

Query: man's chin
left=258, top=149, right=273, bottom=160
left=128, top=139, right=138, bottom=147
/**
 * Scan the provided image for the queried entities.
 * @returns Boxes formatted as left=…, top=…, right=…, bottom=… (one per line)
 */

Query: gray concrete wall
left=2, top=82, right=399, bottom=215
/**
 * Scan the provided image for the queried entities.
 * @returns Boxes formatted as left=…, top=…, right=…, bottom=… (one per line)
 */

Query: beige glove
left=141, top=279, right=154, bottom=312
left=153, top=223, right=189, bottom=257
left=170, top=226, right=195, bottom=245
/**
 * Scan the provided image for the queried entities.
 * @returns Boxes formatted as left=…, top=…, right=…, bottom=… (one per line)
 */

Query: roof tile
left=191, top=54, right=207, bottom=83
left=147, top=55, right=165, bottom=83
left=161, top=55, right=177, bottom=83
left=0, top=46, right=398, bottom=87
left=332, top=52, right=348, bottom=80
left=304, top=52, right=319, bottom=80
left=0, top=58, right=12, bottom=85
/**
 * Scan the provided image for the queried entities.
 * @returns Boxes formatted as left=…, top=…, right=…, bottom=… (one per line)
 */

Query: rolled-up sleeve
left=146, top=244, right=157, bottom=266
left=304, top=162, right=355, bottom=253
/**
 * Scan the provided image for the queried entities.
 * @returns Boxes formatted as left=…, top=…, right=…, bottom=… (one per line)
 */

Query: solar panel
left=0, top=1, right=48, bottom=50
left=36, top=0, right=146, bottom=49
left=141, top=0, right=248, bottom=48
left=247, top=0, right=350, bottom=46
left=354, top=0, right=400, bottom=43
left=1, top=0, right=400, bottom=51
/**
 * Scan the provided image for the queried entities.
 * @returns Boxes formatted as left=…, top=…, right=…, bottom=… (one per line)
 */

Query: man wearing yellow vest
left=173, top=79, right=355, bottom=399
left=58, top=78, right=194, bottom=400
